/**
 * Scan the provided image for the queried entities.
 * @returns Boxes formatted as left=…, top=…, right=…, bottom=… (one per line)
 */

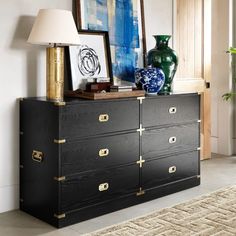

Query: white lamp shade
left=28, top=9, right=80, bottom=45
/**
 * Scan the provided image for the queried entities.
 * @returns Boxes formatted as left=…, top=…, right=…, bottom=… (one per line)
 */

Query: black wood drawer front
left=142, top=95, right=200, bottom=127
left=60, top=165, right=139, bottom=212
left=59, top=100, right=139, bottom=138
left=142, top=123, right=199, bottom=159
left=61, top=132, right=139, bottom=175
left=142, top=151, right=199, bottom=190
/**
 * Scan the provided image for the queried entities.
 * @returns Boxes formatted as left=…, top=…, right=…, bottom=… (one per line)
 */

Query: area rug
left=85, top=186, right=236, bottom=236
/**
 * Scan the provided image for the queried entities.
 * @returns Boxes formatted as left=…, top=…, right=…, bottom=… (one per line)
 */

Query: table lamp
left=28, top=9, right=80, bottom=101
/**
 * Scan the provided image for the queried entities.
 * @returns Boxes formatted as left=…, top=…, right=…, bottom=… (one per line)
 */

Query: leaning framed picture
left=75, top=0, right=146, bottom=84
left=67, top=30, right=113, bottom=91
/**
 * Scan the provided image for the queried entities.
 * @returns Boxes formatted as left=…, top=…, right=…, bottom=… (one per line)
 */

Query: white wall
left=211, top=0, right=233, bottom=155
left=232, top=0, right=236, bottom=154
left=0, top=0, right=72, bottom=213
left=143, top=0, right=173, bottom=52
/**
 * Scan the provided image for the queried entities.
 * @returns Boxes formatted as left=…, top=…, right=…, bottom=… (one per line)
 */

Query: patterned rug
left=85, top=186, right=236, bottom=236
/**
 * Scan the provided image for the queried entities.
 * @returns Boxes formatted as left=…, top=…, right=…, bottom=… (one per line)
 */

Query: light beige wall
left=0, top=0, right=72, bottom=213
left=143, top=0, right=173, bottom=52
left=211, top=0, right=233, bottom=155
left=233, top=0, right=236, bottom=153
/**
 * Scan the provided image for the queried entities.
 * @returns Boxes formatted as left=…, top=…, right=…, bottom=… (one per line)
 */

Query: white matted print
left=68, top=31, right=112, bottom=90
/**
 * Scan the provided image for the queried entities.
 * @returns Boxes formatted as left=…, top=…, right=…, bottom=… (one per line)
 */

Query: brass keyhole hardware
left=99, top=148, right=109, bottom=157
left=99, top=114, right=109, bottom=122
left=99, top=183, right=109, bottom=191
left=169, top=107, right=177, bottom=114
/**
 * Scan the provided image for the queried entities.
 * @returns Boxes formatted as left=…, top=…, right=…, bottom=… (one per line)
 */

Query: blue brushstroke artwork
left=81, top=0, right=141, bottom=82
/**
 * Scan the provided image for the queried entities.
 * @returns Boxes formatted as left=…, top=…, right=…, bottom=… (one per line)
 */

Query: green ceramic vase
left=147, top=35, right=178, bottom=94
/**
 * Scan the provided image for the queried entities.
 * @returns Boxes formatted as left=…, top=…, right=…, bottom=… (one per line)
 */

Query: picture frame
left=75, top=0, right=146, bottom=83
left=67, top=30, right=113, bottom=91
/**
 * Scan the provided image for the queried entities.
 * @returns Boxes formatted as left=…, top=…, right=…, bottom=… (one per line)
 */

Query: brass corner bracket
left=54, top=139, right=66, bottom=144
left=136, top=156, right=145, bottom=168
left=54, top=213, right=66, bottom=219
left=54, top=176, right=66, bottom=181
left=137, top=96, right=145, bottom=104
left=136, top=187, right=145, bottom=196
left=137, top=124, right=145, bottom=136
left=54, top=101, right=66, bottom=106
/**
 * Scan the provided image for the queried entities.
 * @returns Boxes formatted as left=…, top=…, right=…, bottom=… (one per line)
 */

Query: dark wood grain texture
left=59, top=100, right=139, bottom=139
left=142, top=151, right=199, bottom=189
left=61, top=164, right=139, bottom=212
left=142, top=123, right=200, bottom=160
left=20, top=93, right=200, bottom=228
left=142, top=94, right=200, bottom=127
left=61, top=132, right=139, bottom=175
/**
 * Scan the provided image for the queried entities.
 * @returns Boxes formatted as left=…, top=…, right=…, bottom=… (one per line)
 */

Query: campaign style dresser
left=20, top=93, right=200, bottom=228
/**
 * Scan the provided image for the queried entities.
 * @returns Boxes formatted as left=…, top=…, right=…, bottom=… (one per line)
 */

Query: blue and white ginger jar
left=135, top=67, right=165, bottom=95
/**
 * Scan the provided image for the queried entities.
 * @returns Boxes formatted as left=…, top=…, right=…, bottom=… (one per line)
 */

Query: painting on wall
left=68, top=30, right=112, bottom=90
left=76, top=0, right=146, bottom=83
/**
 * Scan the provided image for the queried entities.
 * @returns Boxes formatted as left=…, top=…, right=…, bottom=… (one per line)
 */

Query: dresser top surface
left=21, top=93, right=199, bottom=105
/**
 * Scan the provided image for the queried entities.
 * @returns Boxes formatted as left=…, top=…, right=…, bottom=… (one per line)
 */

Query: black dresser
left=20, top=93, right=200, bottom=228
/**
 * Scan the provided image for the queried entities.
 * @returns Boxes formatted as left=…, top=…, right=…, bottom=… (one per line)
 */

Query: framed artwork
left=75, top=0, right=146, bottom=83
left=68, top=30, right=112, bottom=90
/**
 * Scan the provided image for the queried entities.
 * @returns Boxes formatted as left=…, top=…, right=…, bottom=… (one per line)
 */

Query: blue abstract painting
left=79, top=0, right=142, bottom=83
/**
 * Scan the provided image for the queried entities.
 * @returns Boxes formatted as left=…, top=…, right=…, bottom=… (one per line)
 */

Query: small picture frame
left=67, top=30, right=113, bottom=91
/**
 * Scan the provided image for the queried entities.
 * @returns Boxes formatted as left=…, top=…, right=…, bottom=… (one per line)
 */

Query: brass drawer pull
left=99, top=183, right=109, bottom=192
left=99, top=114, right=109, bottom=122
left=169, top=136, right=177, bottom=144
left=99, top=148, right=109, bottom=157
left=169, top=166, right=177, bottom=174
left=169, top=107, right=177, bottom=114
left=32, top=150, right=43, bottom=163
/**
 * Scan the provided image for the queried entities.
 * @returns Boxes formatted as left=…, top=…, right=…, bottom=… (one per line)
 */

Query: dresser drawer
left=142, top=123, right=199, bottom=159
left=59, top=100, right=139, bottom=138
left=61, top=132, right=139, bottom=175
left=60, top=165, right=139, bottom=212
left=142, top=151, right=199, bottom=189
left=142, top=94, right=200, bottom=127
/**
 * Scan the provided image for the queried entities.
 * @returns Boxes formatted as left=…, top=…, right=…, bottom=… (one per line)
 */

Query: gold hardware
left=32, top=150, right=43, bottom=163
left=54, top=176, right=66, bottom=181
left=99, top=183, right=109, bottom=192
left=169, top=166, right=177, bottom=174
left=169, top=107, right=177, bottom=114
left=136, top=156, right=145, bottom=168
left=46, top=47, right=64, bottom=101
left=137, top=124, right=145, bottom=136
left=20, top=131, right=24, bottom=135
left=169, top=136, right=177, bottom=144
left=197, top=175, right=201, bottom=178
left=99, top=114, right=109, bottom=122
left=54, top=213, right=66, bottom=219
left=99, top=148, right=109, bottom=157
left=198, top=120, right=201, bottom=123
left=54, top=139, right=66, bottom=144
left=20, top=165, right=24, bottom=169
left=136, top=188, right=145, bottom=196
left=54, top=101, right=66, bottom=106
left=137, top=96, right=145, bottom=104
left=197, top=147, right=201, bottom=151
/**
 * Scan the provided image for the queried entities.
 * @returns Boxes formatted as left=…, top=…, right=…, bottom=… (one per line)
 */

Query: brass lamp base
left=46, top=47, right=64, bottom=101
